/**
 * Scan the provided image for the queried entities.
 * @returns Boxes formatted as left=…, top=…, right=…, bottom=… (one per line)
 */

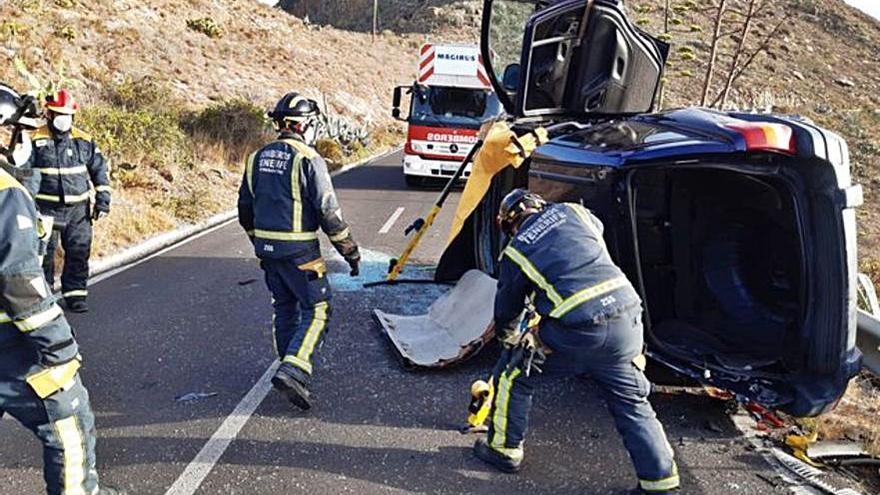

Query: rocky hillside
left=0, top=0, right=428, bottom=255
left=0, top=0, right=428, bottom=124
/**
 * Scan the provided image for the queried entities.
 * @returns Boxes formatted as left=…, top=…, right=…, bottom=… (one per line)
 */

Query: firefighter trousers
left=0, top=345, right=99, bottom=495
left=486, top=309, right=680, bottom=493
left=40, top=203, right=92, bottom=302
left=261, top=256, right=332, bottom=380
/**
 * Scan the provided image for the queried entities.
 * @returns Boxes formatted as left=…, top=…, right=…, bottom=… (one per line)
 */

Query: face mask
left=11, top=132, right=32, bottom=165
left=52, top=114, right=73, bottom=133
left=300, top=122, right=318, bottom=146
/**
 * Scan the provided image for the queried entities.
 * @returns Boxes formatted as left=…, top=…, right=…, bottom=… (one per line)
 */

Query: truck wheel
left=405, top=175, right=423, bottom=188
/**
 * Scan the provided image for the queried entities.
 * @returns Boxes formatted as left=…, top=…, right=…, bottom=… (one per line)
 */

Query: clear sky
left=845, top=0, right=880, bottom=19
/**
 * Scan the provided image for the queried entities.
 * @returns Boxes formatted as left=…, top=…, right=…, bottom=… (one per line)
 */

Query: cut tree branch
left=700, top=0, right=728, bottom=106
left=711, top=13, right=787, bottom=108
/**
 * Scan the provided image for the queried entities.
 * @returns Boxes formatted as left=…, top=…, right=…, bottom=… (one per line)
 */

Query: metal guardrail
left=857, top=309, right=880, bottom=375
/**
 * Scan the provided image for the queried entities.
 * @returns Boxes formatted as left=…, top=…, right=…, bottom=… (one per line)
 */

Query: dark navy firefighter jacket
left=237, top=133, right=357, bottom=261
left=495, top=203, right=642, bottom=332
left=0, top=167, right=80, bottom=365
left=22, top=126, right=112, bottom=210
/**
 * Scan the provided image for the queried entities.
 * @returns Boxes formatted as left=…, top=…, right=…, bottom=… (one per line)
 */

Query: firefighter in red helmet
left=21, top=89, right=112, bottom=313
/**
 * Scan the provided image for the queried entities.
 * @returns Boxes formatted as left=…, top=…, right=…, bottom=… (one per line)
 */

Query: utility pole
left=372, top=0, right=379, bottom=41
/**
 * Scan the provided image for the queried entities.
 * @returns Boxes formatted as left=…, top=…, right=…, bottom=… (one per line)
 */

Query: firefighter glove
left=92, top=205, right=109, bottom=221
left=496, top=321, right=522, bottom=349
left=345, top=249, right=361, bottom=277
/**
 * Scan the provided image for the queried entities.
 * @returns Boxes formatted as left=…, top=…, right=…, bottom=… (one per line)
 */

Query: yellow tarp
left=447, top=123, right=548, bottom=245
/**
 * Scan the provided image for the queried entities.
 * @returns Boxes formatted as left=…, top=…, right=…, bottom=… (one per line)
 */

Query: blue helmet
left=497, top=188, right=547, bottom=235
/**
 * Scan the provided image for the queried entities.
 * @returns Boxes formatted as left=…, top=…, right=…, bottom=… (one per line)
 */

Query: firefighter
left=474, top=189, right=680, bottom=494
left=21, top=89, right=112, bottom=313
left=238, top=92, right=360, bottom=410
left=0, top=83, right=41, bottom=195
left=0, top=160, right=122, bottom=494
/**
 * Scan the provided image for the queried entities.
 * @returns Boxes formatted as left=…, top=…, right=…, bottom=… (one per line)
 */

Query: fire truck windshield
left=410, top=86, right=502, bottom=127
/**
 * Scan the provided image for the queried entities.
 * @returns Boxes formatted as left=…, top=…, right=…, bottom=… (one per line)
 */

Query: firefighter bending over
left=238, top=92, right=360, bottom=410
left=474, top=189, right=680, bottom=494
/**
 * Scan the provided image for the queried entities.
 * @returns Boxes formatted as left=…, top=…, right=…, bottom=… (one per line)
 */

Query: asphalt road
left=1, top=151, right=790, bottom=494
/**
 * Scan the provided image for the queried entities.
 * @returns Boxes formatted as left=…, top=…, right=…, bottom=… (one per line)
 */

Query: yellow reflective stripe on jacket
left=245, top=152, right=256, bottom=195
left=328, top=228, right=350, bottom=242
left=36, top=165, right=89, bottom=175
left=503, top=246, right=563, bottom=306
left=14, top=304, right=63, bottom=332
left=0, top=311, right=11, bottom=323
left=94, top=185, right=112, bottom=193
left=549, top=276, right=631, bottom=319
left=281, top=138, right=319, bottom=160
left=35, top=192, right=91, bottom=203
left=290, top=154, right=304, bottom=232
left=0, top=169, right=27, bottom=193
left=253, top=229, right=318, bottom=241
left=639, top=464, right=680, bottom=492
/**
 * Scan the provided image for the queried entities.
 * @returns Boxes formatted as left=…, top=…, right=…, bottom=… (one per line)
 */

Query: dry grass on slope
left=1, top=0, right=418, bottom=256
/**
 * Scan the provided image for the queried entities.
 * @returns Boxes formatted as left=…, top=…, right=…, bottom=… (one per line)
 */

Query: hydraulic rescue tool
left=460, top=308, right=546, bottom=433
left=365, top=139, right=484, bottom=287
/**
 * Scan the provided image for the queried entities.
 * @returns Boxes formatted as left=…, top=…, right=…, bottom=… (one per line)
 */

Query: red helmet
left=45, top=89, right=79, bottom=115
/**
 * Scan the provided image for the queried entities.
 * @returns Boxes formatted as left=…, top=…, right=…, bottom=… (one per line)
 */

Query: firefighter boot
left=271, top=362, right=312, bottom=410
left=473, top=438, right=522, bottom=473
left=65, top=296, right=88, bottom=313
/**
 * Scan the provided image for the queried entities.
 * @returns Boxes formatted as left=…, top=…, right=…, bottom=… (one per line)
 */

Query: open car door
left=482, top=0, right=669, bottom=120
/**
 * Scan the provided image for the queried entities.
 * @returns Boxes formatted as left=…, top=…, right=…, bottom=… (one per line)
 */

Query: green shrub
left=182, top=98, right=270, bottom=163
left=103, top=77, right=167, bottom=111
left=77, top=104, right=191, bottom=182
left=315, top=138, right=344, bottom=164
left=186, top=17, right=223, bottom=38
left=0, top=20, right=28, bottom=41
left=56, top=25, right=76, bottom=41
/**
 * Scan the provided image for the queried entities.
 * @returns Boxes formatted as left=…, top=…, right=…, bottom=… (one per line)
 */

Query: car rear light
left=726, top=122, right=796, bottom=155
left=404, top=141, right=417, bottom=156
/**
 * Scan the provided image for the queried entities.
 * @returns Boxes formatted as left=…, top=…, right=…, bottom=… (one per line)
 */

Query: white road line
left=379, top=207, right=406, bottom=234
left=164, top=362, right=279, bottom=495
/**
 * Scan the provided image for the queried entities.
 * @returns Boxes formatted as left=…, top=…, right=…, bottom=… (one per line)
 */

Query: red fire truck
left=392, top=44, right=503, bottom=187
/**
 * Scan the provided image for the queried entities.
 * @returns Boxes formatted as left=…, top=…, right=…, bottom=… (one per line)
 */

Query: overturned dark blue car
left=439, top=0, right=864, bottom=417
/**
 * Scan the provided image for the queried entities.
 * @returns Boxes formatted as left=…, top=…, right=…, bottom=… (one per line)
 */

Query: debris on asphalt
left=237, top=278, right=259, bottom=286
left=174, top=392, right=218, bottom=403
left=771, top=448, right=864, bottom=495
